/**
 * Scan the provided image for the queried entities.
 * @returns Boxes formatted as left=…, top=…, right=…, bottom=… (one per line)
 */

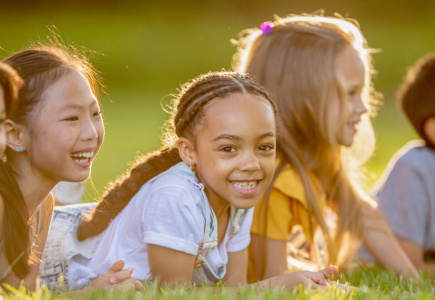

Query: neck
left=195, top=171, right=230, bottom=218
left=207, top=189, right=231, bottom=219
left=8, top=154, right=57, bottom=215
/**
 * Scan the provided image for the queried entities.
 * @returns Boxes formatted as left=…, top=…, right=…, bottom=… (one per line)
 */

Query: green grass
left=2, top=267, right=435, bottom=300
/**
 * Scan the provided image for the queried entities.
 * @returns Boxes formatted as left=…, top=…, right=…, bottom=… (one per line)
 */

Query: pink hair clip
left=260, top=21, right=274, bottom=35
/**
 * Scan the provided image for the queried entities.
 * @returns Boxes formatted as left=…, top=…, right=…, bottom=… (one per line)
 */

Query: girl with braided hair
left=44, top=71, right=348, bottom=291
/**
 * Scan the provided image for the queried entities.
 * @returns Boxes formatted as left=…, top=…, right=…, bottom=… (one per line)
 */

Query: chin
left=64, top=171, right=91, bottom=183
left=341, top=134, right=355, bottom=147
left=230, top=198, right=258, bottom=210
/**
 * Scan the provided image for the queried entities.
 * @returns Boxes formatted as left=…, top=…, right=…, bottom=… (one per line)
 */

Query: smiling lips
left=347, top=120, right=360, bottom=132
left=229, top=180, right=261, bottom=196
left=70, top=150, right=94, bottom=164
left=230, top=180, right=258, bottom=189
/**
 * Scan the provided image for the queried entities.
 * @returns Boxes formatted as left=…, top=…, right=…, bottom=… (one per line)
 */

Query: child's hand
left=83, top=260, right=145, bottom=293
left=283, top=265, right=354, bottom=291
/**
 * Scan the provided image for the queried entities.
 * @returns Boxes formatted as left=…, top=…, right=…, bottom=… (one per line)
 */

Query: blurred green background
left=1, top=0, right=433, bottom=199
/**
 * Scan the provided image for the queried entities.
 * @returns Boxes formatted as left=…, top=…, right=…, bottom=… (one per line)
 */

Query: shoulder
left=272, top=163, right=324, bottom=207
left=273, top=166, right=304, bottom=199
left=387, top=140, right=435, bottom=174
left=146, top=173, right=203, bottom=205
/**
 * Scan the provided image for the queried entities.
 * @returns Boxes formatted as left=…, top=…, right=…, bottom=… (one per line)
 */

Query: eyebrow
left=212, top=131, right=275, bottom=142
left=58, top=101, right=98, bottom=113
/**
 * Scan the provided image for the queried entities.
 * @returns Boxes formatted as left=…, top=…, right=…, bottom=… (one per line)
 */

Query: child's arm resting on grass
left=148, top=244, right=349, bottom=292
left=71, top=260, right=145, bottom=297
left=396, top=237, right=435, bottom=277
left=362, top=204, right=420, bottom=279
left=250, top=233, right=287, bottom=280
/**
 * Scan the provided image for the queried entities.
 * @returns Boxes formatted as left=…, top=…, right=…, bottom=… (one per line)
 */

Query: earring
left=190, top=164, right=195, bottom=172
left=16, top=147, right=22, bottom=152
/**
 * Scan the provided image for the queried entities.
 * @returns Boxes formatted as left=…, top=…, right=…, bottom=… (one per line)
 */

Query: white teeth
left=71, top=151, right=94, bottom=159
left=230, top=181, right=258, bottom=189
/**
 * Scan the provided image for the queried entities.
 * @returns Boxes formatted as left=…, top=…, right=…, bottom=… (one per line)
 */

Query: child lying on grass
left=360, top=54, right=435, bottom=276
left=40, top=71, right=351, bottom=293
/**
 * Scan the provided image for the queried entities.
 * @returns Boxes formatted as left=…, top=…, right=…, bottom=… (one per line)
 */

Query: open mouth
left=229, top=180, right=261, bottom=196
left=70, top=150, right=95, bottom=164
left=230, top=180, right=258, bottom=190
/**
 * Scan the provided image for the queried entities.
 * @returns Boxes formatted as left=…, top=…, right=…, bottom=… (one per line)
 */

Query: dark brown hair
left=77, top=71, right=276, bottom=241
left=398, top=53, right=435, bottom=149
left=0, top=62, right=23, bottom=116
left=0, top=39, right=103, bottom=279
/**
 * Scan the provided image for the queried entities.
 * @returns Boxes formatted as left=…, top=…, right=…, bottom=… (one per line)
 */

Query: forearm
left=195, top=276, right=289, bottom=294
left=71, top=288, right=87, bottom=298
left=363, top=208, right=419, bottom=279
left=416, top=263, right=435, bottom=277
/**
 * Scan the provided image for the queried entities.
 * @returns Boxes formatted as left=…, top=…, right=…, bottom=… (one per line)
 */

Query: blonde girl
left=0, top=42, right=144, bottom=293
left=232, top=14, right=419, bottom=281
left=45, top=71, right=346, bottom=291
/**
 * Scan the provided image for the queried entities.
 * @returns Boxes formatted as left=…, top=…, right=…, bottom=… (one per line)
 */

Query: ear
left=424, top=117, right=435, bottom=146
left=177, top=137, right=196, bottom=167
left=4, top=120, right=27, bottom=152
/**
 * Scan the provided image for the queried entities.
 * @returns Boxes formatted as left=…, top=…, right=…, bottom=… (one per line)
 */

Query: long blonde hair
left=232, top=13, right=379, bottom=267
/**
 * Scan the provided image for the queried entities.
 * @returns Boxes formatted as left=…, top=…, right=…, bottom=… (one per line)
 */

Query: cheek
left=96, top=120, right=105, bottom=149
left=32, top=125, right=73, bottom=159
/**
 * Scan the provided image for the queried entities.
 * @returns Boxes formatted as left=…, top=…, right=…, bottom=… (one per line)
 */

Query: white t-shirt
left=68, top=173, right=254, bottom=286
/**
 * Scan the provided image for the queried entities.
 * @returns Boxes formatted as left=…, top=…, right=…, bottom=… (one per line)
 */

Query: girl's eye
left=93, top=110, right=102, bottom=117
left=258, top=145, right=274, bottom=152
left=221, top=146, right=236, bottom=153
left=64, top=116, right=78, bottom=121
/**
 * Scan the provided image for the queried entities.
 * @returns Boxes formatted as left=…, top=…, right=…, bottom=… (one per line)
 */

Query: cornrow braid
left=77, top=71, right=275, bottom=240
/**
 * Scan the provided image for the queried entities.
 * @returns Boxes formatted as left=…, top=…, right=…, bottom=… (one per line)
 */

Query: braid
left=77, top=71, right=275, bottom=240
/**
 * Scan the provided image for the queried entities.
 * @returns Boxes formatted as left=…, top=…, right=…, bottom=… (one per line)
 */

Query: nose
left=239, top=151, right=260, bottom=173
left=354, top=95, right=368, bottom=116
left=81, top=117, right=99, bottom=141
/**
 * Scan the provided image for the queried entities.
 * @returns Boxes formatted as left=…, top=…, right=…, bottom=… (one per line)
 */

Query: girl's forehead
left=200, top=93, right=276, bottom=135
left=337, top=48, right=365, bottom=83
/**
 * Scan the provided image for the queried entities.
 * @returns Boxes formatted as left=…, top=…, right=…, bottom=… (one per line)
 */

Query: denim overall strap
left=153, top=163, right=219, bottom=268
left=39, top=203, right=100, bottom=288
left=226, top=206, right=247, bottom=249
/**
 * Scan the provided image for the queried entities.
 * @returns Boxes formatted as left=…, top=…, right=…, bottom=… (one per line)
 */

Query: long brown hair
left=0, top=63, right=22, bottom=117
left=77, top=71, right=276, bottom=241
left=0, top=36, right=103, bottom=279
left=233, top=14, right=378, bottom=267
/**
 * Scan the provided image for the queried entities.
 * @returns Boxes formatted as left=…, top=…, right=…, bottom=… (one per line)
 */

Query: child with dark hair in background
left=360, top=54, right=435, bottom=276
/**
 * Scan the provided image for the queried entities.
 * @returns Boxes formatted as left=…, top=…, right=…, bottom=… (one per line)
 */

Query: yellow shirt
left=248, top=165, right=326, bottom=283
left=251, top=165, right=326, bottom=242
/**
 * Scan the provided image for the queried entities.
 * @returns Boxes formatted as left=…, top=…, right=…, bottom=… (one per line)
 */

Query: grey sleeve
left=376, top=157, right=429, bottom=246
